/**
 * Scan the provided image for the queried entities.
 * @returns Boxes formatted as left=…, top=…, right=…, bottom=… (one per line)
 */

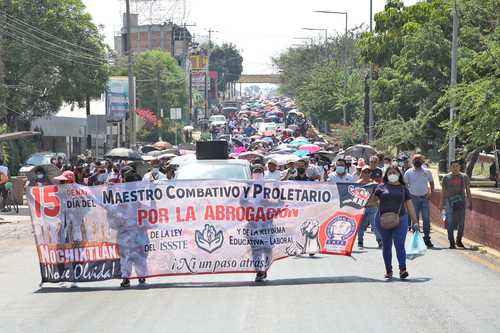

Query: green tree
left=209, top=43, right=243, bottom=92
left=112, top=50, right=187, bottom=142
left=1, top=0, right=110, bottom=130
left=359, top=0, right=498, bottom=156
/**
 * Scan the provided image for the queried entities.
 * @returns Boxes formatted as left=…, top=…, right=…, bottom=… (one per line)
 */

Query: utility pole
left=449, top=0, right=459, bottom=166
left=125, top=0, right=136, bottom=148
left=206, top=29, right=218, bottom=113
left=156, top=69, right=161, bottom=141
left=368, top=0, right=374, bottom=143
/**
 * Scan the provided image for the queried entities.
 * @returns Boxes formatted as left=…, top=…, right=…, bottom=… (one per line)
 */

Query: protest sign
left=27, top=181, right=372, bottom=283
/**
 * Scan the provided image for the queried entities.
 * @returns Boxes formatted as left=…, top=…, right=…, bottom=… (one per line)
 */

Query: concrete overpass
left=237, top=74, right=281, bottom=84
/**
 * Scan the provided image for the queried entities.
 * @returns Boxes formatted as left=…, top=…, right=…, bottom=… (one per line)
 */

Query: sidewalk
left=0, top=206, right=33, bottom=246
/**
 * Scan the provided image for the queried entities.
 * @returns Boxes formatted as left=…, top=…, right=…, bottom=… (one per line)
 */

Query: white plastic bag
left=406, top=231, right=426, bottom=260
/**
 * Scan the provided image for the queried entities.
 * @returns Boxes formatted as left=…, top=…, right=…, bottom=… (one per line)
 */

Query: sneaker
left=377, top=240, right=383, bottom=249
left=358, top=242, right=363, bottom=249
left=308, top=253, right=315, bottom=257
left=255, top=271, right=267, bottom=282
left=456, top=241, right=465, bottom=248
left=449, top=244, right=456, bottom=249
left=120, top=278, right=130, bottom=288
left=384, top=272, right=393, bottom=279
left=138, top=278, right=146, bottom=285
left=425, top=241, right=434, bottom=249
left=399, top=270, right=409, bottom=279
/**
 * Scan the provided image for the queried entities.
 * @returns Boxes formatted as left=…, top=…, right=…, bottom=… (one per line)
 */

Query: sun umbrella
left=146, top=150, right=165, bottom=157
left=293, top=149, right=310, bottom=158
left=104, top=148, right=142, bottom=161
left=273, top=148, right=297, bottom=155
left=153, top=140, right=173, bottom=150
left=238, top=151, right=265, bottom=162
left=344, top=144, right=377, bottom=161
left=158, top=153, right=177, bottom=161
left=289, top=137, right=310, bottom=147
left=140, top=145, right=159, bottom=154
left=299, top=144, right=321, bottom=154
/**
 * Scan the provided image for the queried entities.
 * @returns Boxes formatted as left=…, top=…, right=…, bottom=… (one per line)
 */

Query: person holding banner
left=109, top=169, right=149, bottom=288
left=374, top=165, right=419, bottom=279
left=143, top=159, right=167, bottom=182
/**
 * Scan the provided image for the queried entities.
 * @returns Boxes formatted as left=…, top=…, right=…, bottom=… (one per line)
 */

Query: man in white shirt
left=143, top=159, right=167, bottom=182
left=0, top=158, right=9, bottom=212
left=264, top=159, right=282, bottom=180
left=327, top=158, right=354, bottom=183
left=404, top=154, right=435, bottom=248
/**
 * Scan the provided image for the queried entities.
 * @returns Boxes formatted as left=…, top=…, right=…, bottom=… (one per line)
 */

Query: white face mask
left=252, top=173, right=264, bottom=180
left=336, top=166, right=345, bottom=174
left=388, top=174, right=399, bottom=183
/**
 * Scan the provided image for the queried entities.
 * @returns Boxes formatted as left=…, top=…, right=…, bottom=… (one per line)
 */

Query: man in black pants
left=0, top=159, right=9, bottom=213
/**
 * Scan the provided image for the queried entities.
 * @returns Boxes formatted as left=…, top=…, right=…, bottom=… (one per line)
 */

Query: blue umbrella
left=289, top=138, right=309, bottom=147
left=294, top=149, right=310, bottom=157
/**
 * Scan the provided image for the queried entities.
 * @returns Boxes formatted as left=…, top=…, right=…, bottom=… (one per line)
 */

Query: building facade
left=114, top=14, right=191, bottom=59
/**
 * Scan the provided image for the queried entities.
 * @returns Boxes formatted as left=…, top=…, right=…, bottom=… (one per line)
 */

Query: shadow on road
left=34, top=275, right=432, bottom=293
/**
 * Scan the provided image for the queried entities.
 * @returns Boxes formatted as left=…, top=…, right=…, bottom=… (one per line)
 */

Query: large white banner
left=27, top=180, right=372, bottom=283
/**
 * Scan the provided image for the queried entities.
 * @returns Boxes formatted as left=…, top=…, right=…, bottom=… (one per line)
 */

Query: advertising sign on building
left=191, top=71, right=210, bottom=91
left=106, top=77, right=130, bottom=122
left=190, top=55, right=209, bottom=70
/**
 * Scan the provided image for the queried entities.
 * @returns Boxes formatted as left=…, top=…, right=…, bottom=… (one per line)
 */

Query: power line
left=3, top=21, right=106, bottom=64
left=0, top=28, right=106, bottom=68
left=5, top=13, right=102, bottom=56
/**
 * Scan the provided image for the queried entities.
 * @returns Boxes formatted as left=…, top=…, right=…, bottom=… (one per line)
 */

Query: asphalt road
left=0, top=216, right=499, bottom=333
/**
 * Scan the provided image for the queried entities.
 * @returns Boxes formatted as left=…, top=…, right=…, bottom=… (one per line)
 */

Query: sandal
left=399, top=270, right=409, bottom=279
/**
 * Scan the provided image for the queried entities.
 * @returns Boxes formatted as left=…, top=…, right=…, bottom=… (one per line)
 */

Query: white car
left=209, top=115, right=227, bottom=129
left=175, top=159, right=251, bottom=180
left=257, top=122, right=277, bottom=136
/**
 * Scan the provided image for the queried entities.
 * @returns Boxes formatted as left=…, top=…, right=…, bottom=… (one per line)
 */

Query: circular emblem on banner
left=326, top=215, right=356, bottom=246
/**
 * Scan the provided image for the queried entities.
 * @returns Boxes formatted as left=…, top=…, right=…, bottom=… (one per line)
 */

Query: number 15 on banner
left=31, top=186, right=61, bottom=218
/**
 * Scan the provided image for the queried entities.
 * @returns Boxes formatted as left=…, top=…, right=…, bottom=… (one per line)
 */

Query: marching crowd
left=0, top=97, right=474, bottom=285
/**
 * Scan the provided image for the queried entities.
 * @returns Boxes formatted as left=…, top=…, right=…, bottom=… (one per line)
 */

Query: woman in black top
left=375, top=165, right=419, bottom=279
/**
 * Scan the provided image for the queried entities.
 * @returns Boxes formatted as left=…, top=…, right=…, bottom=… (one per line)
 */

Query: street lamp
left=314, top=10, right=349, bottom=126
left=301, top=28, right=328, bottom=43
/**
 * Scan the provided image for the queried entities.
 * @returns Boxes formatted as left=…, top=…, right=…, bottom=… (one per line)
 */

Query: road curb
left=431, top=223, right=500, bottom=260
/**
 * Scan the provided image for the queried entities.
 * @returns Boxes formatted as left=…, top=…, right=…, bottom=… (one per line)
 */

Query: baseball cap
left=412, top=154, right=425, bottom=161
left=54, top=171, right=75, bottom=183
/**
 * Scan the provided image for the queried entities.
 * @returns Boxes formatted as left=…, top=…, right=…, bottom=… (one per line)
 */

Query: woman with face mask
left=27, top=166, right=52, bottom=187
left=374, top=165, right=419, bottom=280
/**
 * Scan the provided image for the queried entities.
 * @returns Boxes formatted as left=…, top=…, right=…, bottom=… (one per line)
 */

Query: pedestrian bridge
left=237, top=74, right=281, bottom=84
